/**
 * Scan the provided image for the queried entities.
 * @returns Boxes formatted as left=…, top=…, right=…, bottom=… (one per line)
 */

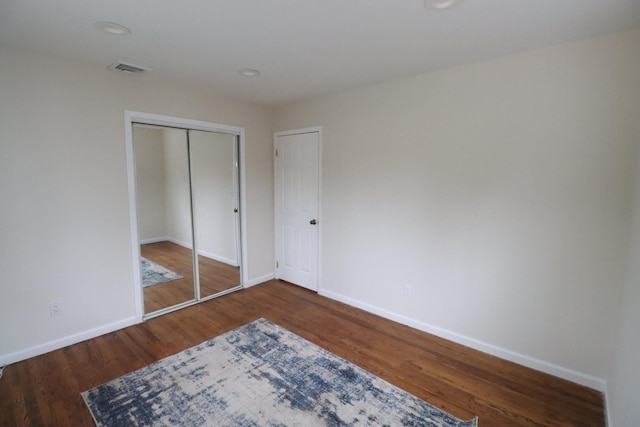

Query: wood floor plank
left=0, top=280, right=605, bottom=426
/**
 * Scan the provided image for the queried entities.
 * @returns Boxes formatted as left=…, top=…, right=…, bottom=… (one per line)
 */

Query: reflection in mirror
left=133, top=125, right=196, bottom=314
left=190, top=130, right=241, bottom=298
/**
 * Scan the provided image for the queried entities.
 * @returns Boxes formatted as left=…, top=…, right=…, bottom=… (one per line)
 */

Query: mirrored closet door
left=189, top=130, right=241, bottom=300
left=132, top=123, right=242, bottom=318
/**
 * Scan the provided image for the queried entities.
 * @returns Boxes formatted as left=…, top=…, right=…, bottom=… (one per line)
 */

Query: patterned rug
left=82, top=318, right=478, bottom=427
left=140, top=257, right=183, bottom=287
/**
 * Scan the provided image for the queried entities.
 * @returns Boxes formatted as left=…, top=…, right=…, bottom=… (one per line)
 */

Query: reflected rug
left=140, top=257, right=183, bottom=287
left=82, top=318, right=478, bottom=427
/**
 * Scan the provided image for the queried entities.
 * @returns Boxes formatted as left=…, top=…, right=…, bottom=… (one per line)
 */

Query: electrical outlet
left=49, top=300, right=62, bottom=317
left=403, top=284, right=412, bottom=297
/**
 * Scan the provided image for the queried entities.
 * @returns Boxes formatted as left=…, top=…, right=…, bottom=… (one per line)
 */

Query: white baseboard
left=319, top=288, right=607, bottom=392
left=0, top=316, right=141, bottom=366
left=245, top=273, right=275, bottom=288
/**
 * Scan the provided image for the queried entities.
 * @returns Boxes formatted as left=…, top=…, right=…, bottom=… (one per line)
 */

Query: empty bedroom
left=1, top=0, right=639, bottom=426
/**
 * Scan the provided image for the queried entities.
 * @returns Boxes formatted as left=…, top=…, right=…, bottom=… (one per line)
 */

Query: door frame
left=125, top=110, right=248, bottom=321
left=273, top=126, right=322, bottom=292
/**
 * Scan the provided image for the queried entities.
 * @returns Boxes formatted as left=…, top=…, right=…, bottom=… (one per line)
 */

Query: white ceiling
left=1, top=0, right=639, bottom=107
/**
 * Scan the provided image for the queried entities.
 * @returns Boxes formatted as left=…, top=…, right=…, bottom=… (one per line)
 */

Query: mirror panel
left=133, top=125, right=196, bottom=314
left=190, top=130, right=241, bottom=298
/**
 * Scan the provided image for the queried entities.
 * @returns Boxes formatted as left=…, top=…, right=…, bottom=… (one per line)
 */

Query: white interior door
left=274, top=129, right=320, bottom=291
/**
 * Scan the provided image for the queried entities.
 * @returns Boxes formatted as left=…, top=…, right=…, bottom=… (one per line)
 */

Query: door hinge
left=276, top=261, right=279, bottom=268
left=275, top=149, right=278, bottom=157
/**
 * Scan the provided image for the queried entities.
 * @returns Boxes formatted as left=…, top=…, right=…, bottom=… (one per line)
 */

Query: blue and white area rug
left=140, top=257, right=183, bottom=287
left=82, top=318, right=478, bottom=426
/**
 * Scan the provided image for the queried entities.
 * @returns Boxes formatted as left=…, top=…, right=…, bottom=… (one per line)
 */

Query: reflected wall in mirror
left=133, top=125, right=196, bottom=314
left=133, top=124, right=242, bottom=317
left=190, top=131, right=241, bottom=299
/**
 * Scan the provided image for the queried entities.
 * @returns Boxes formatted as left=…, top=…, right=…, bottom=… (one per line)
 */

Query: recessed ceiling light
left=238, top=68, right=261, bottom=77
left=425, top=0, right=461, bottom=10
left=95, top=22, right=131, bottom=36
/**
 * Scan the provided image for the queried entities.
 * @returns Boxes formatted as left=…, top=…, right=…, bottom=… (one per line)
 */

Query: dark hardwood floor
left=0, top=280, right=605, bottom=426
left=142, top=241, right=240, bottom=313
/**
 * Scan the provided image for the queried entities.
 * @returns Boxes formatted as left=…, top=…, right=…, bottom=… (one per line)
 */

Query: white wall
left=0, top=46, right=274, bottom=363
left=271, top=30, right=640, bottom=386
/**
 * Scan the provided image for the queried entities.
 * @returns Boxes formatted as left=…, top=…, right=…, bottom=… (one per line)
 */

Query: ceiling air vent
left=108, top=61, right=150, bottom=75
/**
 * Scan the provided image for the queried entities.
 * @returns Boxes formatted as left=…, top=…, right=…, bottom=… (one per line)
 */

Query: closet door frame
left=124, top=110, right=248, bottom=322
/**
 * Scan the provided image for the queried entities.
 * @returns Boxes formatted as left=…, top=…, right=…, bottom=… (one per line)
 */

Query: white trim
left=318, top=288, right=607, bottom=392
left=604, top=383, right=612, bottom=427
left=0, top=316, right=140, bottom=366
left=141, top=284, right=241, bottom=321
left=317, top=128, right=323, bottom=294
left=125, top=110, right=243, bottom=134
left=124, top=110, right=249, bottom=319
left=143, top=299, right=197, bottom=321
left=124, top=114, right=144, bottom=319
left=273, top=126, right=323, bottom=292
left=237, top=130, right=249, bottom=287
left=245, top=273, right=275, bottom=288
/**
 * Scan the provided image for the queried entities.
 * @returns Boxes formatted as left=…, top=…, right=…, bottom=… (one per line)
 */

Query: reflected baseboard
left=140, top=236, right=170, bottom=244
left=197, top=249, right=238, bottom=268
left=140, top=237, right=239, bottom=267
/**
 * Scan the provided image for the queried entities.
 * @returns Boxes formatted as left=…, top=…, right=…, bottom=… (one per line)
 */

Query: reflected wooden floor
left=141, top=241, right=240, bottom=313
left=0, top=281, right=605, bottom=426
